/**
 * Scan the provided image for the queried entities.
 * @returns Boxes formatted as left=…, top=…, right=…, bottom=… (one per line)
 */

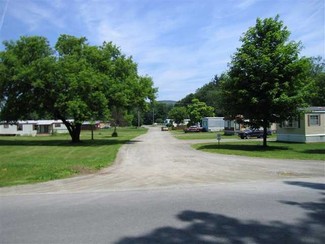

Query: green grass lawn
left=0, top=127, right=147, bottom=187
left=171, top=130, right=238, bottom=140
left=192, top=141, right=325, bottom=160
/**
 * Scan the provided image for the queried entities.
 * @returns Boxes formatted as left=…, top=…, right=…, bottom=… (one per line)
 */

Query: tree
left=220, top=16, right=310, bottom=147
left=53, top=35, right=110, bottom=142
left=176, top=93, right=195, bottom=107
left=0, top=35, right=157, bottom=142
left=305, top=56, right=325, bottom=106
left=0, top=36, right=55, bottom=121
left=187, top=98, right=214, bottom=126
left=168, top=106, right=188, bottom=126
left=176, top=74, right=225, bottom=116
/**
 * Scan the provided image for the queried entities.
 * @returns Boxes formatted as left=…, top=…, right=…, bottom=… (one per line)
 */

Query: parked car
left=184, top=126, right=202, bottom=133
left=161, top=126, right=169, bottom=131
left=238, top=129, right=271, bottom=139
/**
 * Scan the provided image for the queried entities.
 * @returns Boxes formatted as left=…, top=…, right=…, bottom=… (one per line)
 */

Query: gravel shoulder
left=0, top=126, right=324, bottom=195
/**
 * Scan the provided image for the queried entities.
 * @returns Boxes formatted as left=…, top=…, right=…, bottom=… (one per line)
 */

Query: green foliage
left=220, top=16, right=311, bottom=146
left=168, top=106, right=188, bottom=125
left=176, top=75, right=224, bottom=115
left=187, top=98, right=214, bottom=125
left=0, top=35, right=157, bottom=142
left=305, top=56, right=325, bottom=106
left=143, top=101, right=174, bottom=125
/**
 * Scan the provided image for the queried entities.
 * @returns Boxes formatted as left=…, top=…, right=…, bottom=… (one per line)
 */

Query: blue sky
left=0, top=0, right=324, bottom=101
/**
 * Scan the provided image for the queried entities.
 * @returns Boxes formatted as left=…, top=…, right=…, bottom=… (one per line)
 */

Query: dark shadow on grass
left=303, top=149, right=325, bottom=155
left=117, top=180, right=325, bottom=244
left=197, top=144, right=289, bottom=152
left=0, top=139, right=135, bottom=147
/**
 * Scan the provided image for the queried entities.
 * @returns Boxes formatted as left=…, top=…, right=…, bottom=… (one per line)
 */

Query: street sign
left=217, top=133, right=221, bottom=145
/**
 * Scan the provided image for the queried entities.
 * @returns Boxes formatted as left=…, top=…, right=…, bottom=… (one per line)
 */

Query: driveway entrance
left=0, top=127, right=323, bottom=195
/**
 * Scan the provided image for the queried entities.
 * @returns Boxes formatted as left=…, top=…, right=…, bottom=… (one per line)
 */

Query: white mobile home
left=202, top=117, right=224, bottom=132
left=277, top=107, right=325, bottom=143
left=0, top=120, right=69, bottom=136
left=223, top=119, right=244, bottom=135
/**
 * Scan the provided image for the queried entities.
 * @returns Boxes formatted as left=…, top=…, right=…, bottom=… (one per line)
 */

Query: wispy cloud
left=8, top=0, right=65, bottom=31
left=0, top=0, right=9, bottom=33
left=1, top=0, right=324, bottom=100
left=235, top=0, right=258, bottom=10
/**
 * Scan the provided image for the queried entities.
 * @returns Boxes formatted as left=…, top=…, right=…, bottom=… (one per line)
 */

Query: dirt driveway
left=0, top=127, right=324, bottom=195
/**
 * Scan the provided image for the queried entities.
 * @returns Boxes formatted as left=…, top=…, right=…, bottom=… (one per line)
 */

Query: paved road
left=0, top=126, right=324, bottom=195
left=1, top=178, right=324, bottom=243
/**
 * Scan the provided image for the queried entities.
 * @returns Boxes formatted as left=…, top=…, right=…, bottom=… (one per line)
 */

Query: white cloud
left=235, top=0, right=258, bottom=10
left=0, top=0, right=9, bottom=33
left=2, top=0, right=323, bottom=100
left=7, top=0, right=66, bottom=31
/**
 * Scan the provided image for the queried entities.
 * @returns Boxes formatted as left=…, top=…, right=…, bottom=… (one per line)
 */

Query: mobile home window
left=282, top=119, right=299, bottom=128
left=17, top=124, right=23, bottom=131
left=54, top=123, right=61, bottom=127
left=4, top=124, right=9, bottom=128
left=308, top=115, right=320, bottom=126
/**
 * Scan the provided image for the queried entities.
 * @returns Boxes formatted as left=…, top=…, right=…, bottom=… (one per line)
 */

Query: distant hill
left=158, top=100, right=177, bottom=105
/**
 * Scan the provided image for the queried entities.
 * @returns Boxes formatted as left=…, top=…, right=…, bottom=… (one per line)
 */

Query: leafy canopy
left=187, top=98, right=214, bottom=125
left=0, top=35, right=156, bottom=142
left=220, top=15, right=310, bottom=146
left=168, top=106, right=188, bottom=125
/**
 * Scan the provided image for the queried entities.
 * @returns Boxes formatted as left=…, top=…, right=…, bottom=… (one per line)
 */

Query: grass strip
left=170, top=130, right=238, bottom=140
left=0, top=127, right=147, bottom=187
left=192, top=141, right=325, bottom=160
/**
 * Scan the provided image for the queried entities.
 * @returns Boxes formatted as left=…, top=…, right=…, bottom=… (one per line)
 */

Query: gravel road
left=0, top=126, right=324, bottom=195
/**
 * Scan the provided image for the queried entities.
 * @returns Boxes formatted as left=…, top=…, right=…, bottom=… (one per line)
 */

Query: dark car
left=184, top=126, right=202, bottom=133
left=238, top=129, right=271, bottom=139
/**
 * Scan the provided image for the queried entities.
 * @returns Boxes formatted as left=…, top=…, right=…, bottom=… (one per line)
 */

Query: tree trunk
left=262, top=125, right=268, bottom=147
left=61, top=119, right=82, bottom=143
left=71, top=123, right=81, bottom=143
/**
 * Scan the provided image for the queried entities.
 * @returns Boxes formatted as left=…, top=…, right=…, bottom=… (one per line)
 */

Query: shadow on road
left=117, top=181, right=324, bottom=244
left=284, top=181, right=325, bottom=190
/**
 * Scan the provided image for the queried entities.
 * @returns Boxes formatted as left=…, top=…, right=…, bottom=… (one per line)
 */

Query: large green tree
left=53, top=35, right=110, bottom=142
left=168, top=106, right=188, bottom=126
left=0, top=35, right=156, bottom=142
left=187, top=98, right=214, bottom=126
left=220, top=16, right=310, bottom=147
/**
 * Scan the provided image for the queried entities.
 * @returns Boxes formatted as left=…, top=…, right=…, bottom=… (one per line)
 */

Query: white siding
left=202, top=117, right=224, bottom=132
left=0, top=120, right=68, bottom=136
